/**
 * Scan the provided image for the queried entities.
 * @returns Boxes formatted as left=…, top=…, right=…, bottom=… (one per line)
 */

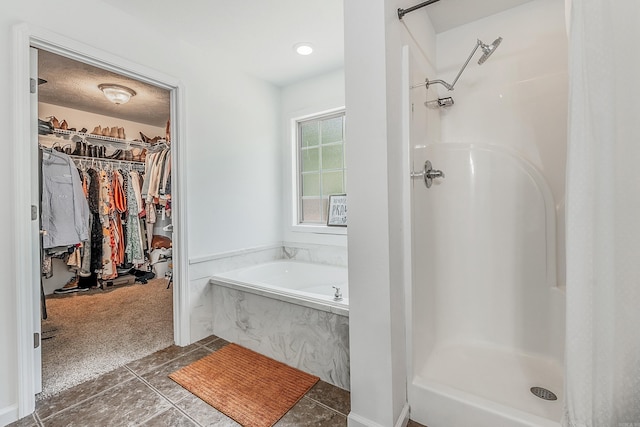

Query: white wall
left=435, top=0, right=568, bottom=285
left=345, top=0, right=419, bottom=425
left=2, top=0, right=282, bottom=423
left=280, top=68, right=347, bottom=247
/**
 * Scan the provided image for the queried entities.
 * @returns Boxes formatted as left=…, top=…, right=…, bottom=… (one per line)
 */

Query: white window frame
left=290, top=107, right=346, bottom=235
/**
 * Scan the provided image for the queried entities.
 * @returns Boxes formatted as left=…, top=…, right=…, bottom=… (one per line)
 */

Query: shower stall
left=402, top=5, right=568, bottom=424
left=406, top=141, right=565, bottom=427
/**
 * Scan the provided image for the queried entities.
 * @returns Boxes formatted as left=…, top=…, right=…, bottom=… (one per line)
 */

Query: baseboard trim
left=348, top=412, right=384, bottom=427
left=396, top=403, right=410, bottom=427
left=348, top=403, right=411, bottom=427
left=0, top=404, right=19, bottom=426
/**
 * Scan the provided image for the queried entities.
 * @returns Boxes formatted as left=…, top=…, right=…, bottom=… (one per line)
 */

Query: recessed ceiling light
left=294, top=43, right=314, bottom=56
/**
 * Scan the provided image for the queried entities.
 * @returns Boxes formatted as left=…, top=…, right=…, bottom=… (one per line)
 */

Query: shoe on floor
left=53, top=277, right=89, bottom=294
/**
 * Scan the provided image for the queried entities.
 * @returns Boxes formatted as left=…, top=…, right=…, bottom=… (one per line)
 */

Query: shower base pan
left=410, top=343, right=563, bottom=427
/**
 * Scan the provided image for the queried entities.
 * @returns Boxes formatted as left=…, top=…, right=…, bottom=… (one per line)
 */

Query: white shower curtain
left=564, top=1, right=640, bottom=426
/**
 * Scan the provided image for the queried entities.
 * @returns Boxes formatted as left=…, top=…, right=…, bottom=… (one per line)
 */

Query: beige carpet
left=39, top=278, right=173, bottom=399
left=169, top=343, right=319, bottom=427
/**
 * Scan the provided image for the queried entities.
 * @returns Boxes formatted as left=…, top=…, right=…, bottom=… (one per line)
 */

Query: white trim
left=290, top=224, right=347, bottom=235
left=397, top=403, right=411, bottom=427
left=289, top=106, right=346, bottom=229
left=401, top=44, right=415, bottom=405
left=12, top=22, right=190, bottom=416
left=12, top=23, right=36, bottom=419
left=348, top=412, right=385, bottom=427
left=0, top=404, right=19, bottom=426
left=170, top=82, right=190, bottom=346
left=292, top=106, right=346, bottom=124
left=347, top=404, right=410, bottom=427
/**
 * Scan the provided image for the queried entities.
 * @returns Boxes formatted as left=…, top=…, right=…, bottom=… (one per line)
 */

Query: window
left=296, top=111, right=346, bottom=225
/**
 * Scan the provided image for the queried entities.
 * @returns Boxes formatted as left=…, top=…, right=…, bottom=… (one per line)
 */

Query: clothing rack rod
left=70, top=156, right=145, bottom=171
left=397, top=0, right=441, bottom=20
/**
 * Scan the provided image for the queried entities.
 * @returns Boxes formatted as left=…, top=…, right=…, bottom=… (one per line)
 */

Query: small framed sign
left=327, top=194, right=347, bottom=227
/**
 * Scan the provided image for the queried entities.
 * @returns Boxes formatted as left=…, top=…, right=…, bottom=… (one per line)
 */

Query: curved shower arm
left=425, top=78, right=453, bottom=91
left=426, top=40, right=482, bottom=91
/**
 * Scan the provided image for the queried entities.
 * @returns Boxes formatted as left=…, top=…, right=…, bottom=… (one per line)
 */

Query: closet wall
left=39, top=104, right=166, bottom=294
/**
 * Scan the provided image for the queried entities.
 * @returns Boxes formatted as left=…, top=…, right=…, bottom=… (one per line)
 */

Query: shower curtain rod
left=398, top=0, right=441, bottom=20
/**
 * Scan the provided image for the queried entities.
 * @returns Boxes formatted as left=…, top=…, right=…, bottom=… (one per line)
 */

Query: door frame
left=12, top=23, right=190, bottom=417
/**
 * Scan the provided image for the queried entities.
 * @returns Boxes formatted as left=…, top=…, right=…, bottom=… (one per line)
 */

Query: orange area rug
left=169, top=343, right=319, bottom=427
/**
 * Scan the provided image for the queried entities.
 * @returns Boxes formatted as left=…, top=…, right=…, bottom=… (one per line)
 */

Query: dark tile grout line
left=37, top=342, right=208, bottom=424
left=126, top=339, right=230, bottom=426
left=35, top=408, right=45, bottom=427
left=124, top=341, right=224, bottom=427
left=124, top=364, right=203, bottom=427
left=37, top=376, right=138, bottom=423
left=303, top=395, right=349, bottom=418
left=28, top=411, right=43, bottom=427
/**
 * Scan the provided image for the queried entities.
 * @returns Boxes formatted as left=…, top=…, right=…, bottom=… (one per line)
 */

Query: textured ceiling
left=38, top=49, right=170, bottom=128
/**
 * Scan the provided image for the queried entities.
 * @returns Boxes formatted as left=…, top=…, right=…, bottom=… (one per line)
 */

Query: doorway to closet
left=35, top=48, right=175, bottom=399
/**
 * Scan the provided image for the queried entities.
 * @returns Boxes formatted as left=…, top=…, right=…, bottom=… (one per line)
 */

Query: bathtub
left=208, top=260, right=350, bottom=389
left=210, top=260, right=349, bottom=316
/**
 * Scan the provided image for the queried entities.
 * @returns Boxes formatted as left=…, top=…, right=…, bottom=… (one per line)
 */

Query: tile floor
left=9, top=335, right=427, bottom=426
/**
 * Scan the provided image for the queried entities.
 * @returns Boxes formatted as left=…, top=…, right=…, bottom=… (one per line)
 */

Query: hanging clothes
left=112, top=170, right=126, bottom=266
left=87, top=168, right=103, bottom=275
left=142, top=148, right=171, bottom=204
left=41, top=150, right=90, bottom=249
left=140, top=148, right=171, bottom=252
left=125, top=170, right=146, bottom=265
left=39, top=136, right=151, bottom=285
left=98, top=170, right=116, bottom=279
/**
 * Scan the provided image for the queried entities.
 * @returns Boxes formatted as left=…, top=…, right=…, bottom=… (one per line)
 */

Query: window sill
left=290, top=224, right=347, bottom=235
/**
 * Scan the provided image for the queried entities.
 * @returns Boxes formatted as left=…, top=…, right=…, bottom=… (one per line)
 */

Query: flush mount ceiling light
left=98, top=83, right=137, bottom=105
left=294, top=43, right=314, bottom=56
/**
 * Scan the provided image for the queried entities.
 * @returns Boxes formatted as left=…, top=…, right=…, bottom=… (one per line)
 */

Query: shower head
left=423, top=35, right=504, bottom=92
left=477, top=37, right=503, bottom=65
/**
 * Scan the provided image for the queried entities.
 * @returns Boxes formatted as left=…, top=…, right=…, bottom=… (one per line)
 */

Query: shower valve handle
left=426, top=168, right=445, bottom=179
left=412, top=160, right=445, bottom=188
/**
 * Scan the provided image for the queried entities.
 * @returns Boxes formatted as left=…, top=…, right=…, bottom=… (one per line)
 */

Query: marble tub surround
left=189, top=244, right=285, bottom=280
left=211, top=285, right=350, bottom=390
left=282, top=243, right=348, bottom=267
left=188, top=245, right=284, bottom=342
left=11, top=335, right=351, bottom=427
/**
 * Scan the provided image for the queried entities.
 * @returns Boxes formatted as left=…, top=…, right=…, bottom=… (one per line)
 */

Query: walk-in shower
left=406, top=142, right=565, bottom=427
left=402, top=21, right=566, bottom=425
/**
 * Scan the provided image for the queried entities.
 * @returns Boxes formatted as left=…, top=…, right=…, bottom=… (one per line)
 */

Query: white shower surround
left=405, top=1, right=568, bottom=426
left=408, top=143, right=565, bottom=426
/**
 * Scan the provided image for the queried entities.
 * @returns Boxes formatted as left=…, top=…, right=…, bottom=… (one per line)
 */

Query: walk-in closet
left=35, top=49, right=175, bottom=398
